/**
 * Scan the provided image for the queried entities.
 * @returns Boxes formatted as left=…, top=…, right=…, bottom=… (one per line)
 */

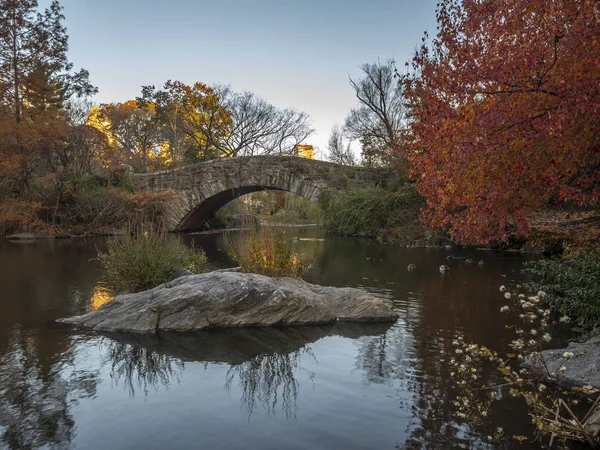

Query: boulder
left=524, top=335, right=600, bottom=389
left=58, top=271, right=398, bottom=333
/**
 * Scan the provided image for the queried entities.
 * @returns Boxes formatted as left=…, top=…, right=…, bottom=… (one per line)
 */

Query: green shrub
left=525, top=251, right=600, bottom=331
left=225, top=221, right=306, bottom=278
left=99, top=232, right=207, bottom=293
left=322, top=185, right=427, bottom=245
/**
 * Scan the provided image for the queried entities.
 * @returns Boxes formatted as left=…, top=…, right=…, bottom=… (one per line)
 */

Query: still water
left=0, top=229, right=551, bottom=449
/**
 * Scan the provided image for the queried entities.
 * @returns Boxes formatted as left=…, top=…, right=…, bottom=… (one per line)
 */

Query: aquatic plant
left=98, top=231, right=207, bottom=293
left=225, top=219, right=307, bottom=278
left=449, top=286, right=599, bottom=447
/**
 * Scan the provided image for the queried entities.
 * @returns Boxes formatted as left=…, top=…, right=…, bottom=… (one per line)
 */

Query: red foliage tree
left=403, top=0, right=600, bottom=243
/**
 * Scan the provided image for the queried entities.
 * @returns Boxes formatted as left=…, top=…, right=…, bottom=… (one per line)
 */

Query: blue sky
left=57, top=0, right=438, bottom=158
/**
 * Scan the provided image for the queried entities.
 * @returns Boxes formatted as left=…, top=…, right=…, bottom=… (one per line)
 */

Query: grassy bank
left=321, top=184, right=443, bottom=246
left=0, top=171, right=172, bottom=238
left=526, top=250, right=600, bottom=332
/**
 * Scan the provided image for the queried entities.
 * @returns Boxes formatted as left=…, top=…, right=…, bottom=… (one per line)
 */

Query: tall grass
left=225, top=219, right=306, bottom=278
left=322, top=185, right=429, bottom=245
left=99, top=231, right=207, bottom=293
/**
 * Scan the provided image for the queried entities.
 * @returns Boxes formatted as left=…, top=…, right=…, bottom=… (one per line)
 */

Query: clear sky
left=56, top=0, right=438, bottom=158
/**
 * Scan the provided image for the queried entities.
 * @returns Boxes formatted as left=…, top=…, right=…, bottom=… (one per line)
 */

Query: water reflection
left=104, top=339, right=184, bottom=396
left=89, top=286, right=113, bottom=311
left=225, top=351, right=306, bottom=419
left=0, top=235, right=548, bottom=449
left=100, top=323, right=392, bottom=419
left=0, top=328, right=97, bottom=450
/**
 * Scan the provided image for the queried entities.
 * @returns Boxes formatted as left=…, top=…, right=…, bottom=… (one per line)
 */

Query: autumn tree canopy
left=403, top=0, right=600, bottom=244
left=140, top=80, right=313, bottom=163
left=0, top=0, right=96, bottom=200
left=90, top=100, right=164, bottom=171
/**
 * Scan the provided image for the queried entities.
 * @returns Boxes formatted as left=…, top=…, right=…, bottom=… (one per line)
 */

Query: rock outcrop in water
left=58, top=271, right=398, bottom=333
left=524, top=335, right=600, bottom=389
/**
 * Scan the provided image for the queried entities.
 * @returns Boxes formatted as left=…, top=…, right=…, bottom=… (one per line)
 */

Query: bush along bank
left=320, top=184, right=447, bottom=246
left=525, top=250, right=600, bottom=333
left=1, top=170, right=174, bottom=239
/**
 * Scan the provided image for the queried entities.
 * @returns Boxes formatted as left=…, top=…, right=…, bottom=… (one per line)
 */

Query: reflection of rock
left=59, top=272, right=398, bottom=333
left=105, top=326, right=332, bottom=366
left=102, top=322, right=394, bottom=416
left=524, top=335, right=600, bottom=389
left=104, top=322, right=394, bottom=365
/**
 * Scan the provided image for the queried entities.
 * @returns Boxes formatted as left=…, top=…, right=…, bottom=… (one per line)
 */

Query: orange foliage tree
left=139, top=80, right=231, bottom=163
left=91, top=100, right=165, bottom=171
left=403, top=0, right=600, bottom=243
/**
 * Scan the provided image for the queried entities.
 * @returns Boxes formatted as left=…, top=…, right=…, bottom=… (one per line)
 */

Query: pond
left=0, top=229, right=556, bottom=449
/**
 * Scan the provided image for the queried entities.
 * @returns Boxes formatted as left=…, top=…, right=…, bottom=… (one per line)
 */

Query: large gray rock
left=58, top=271, right=398, bottom=333
left=524, top=335, right=600, bottom=389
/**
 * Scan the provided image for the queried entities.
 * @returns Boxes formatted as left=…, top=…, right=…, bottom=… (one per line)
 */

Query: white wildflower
left=499, top=285, right=507, bottom=292
left=504, top=292, right=511, bottom=300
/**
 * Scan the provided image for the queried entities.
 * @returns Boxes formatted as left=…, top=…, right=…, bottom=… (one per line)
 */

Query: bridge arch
left=174, top=176, right=323, bottom=232
left=133, top=156, right=398, bottom=232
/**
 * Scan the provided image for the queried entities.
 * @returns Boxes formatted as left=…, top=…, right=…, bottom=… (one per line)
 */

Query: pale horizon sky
left=56, top=0, right=438, bottom=159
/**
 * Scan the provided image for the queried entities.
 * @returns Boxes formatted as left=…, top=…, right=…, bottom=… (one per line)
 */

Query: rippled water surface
left=0, top=230, right=549, bottom=449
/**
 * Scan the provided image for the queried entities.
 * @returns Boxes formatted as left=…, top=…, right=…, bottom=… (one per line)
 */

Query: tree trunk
left=11, top=10, right=20, bottom=123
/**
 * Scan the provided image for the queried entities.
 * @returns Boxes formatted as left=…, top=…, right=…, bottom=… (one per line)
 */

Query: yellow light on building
left=293, top=144, right=314, bottom=159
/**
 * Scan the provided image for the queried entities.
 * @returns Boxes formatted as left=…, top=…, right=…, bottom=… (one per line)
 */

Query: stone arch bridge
left=133, top=156, right=400, bottom=232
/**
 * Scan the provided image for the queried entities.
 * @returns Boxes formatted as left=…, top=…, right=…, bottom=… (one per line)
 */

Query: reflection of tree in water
left=0, top=328, right=97, bottom=450
left=225, top=348, right=312, bottom=419
left=352, top=264, right=535, bottom=449
left=105, top=340, right=184, bottom=396
left=355, top=323, right=413, bottom=385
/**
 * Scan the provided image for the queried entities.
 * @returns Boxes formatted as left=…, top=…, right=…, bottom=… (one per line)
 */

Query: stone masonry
left=133, top=156, right=399, bottom=231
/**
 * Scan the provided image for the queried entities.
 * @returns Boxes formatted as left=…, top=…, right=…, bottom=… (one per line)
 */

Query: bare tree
left=326, top=124, right=355, bottom=166
left=345, top=60, right=407, bottom=166
left=213, top=86, right=314, bottom=157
